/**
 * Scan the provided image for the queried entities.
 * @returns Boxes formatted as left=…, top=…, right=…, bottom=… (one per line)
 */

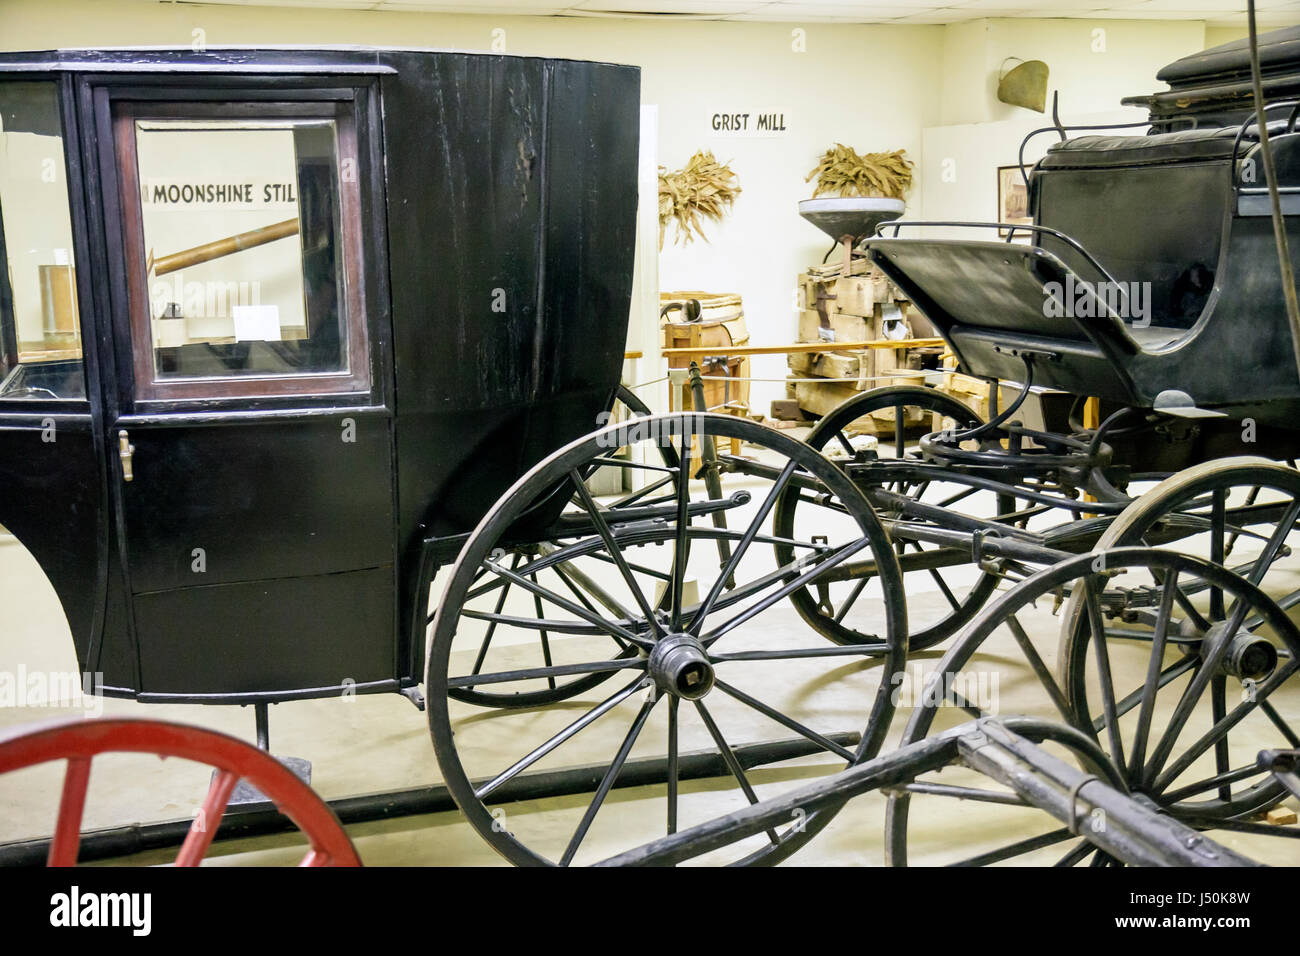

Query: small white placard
left=232, top=304, right=281, bottom=342
left=708, top=109, right=790, bottom=139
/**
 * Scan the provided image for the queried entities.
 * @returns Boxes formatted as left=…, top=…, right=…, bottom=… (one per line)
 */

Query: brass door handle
left=118, top=430, right=135, bottom=482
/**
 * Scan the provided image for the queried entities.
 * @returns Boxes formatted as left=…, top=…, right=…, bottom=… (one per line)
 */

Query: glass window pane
left=133, top=118, right=349, bottom=384
left=0, top=81, right=85, bottom=401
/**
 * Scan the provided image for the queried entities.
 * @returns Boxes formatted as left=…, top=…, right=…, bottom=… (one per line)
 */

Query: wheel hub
left=649, top=633, right=715, bottom=700
left=1221, top=631, right=1279, bottom=682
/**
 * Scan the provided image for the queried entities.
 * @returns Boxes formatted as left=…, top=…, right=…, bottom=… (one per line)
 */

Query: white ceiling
left=192, top=0, right=1300, bottom=29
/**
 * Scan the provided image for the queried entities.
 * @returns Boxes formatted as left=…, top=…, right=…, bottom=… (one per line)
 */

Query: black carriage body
left=0, top=48, right=640, bottom=703
left=866, top=27, right=1300, bottom=441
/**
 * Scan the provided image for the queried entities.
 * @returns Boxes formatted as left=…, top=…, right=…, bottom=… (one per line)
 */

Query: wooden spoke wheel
left=772, top=385, right=1011, bottom=652
left=884, top=548, right=1300, bottom=865
left=1060, top=458, right=1300, bottom=819
left=427, top=412, right=907, bottom=866
left=0, top=717, right=360, bottom=867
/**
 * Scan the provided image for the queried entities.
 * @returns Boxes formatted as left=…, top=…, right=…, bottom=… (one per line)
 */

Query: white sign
left=142, top=178, right=300, bottom=209
left=709, top=110, right=790, bottom=139
left=233, top=304, right=282, bottom=342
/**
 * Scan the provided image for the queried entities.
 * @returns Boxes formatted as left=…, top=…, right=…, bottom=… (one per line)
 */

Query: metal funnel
left=798, top=197, right=906, bottom=244
left=799, top=197, right=905, bottom=276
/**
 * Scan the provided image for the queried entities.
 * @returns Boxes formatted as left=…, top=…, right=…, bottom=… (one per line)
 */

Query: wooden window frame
left=113, top=99, right=370, bottom=401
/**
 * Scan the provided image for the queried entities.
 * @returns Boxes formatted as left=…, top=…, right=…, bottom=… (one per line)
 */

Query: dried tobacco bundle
left=806, top=145, right=913, bottom=199
left=658, top=150, right=742, bottom=248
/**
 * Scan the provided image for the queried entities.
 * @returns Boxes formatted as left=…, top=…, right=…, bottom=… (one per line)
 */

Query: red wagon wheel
left=0, top=717, right=361, bottom=867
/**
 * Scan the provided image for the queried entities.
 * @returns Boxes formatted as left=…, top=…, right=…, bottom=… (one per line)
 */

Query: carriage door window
left=0, top=82, right=85, bottom=401
left=116, top=104, right=368, bottom=400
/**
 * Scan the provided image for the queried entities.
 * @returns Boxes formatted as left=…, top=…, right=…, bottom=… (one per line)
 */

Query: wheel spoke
left=607, top=474, right=675, bottom=511
left=1127, top=568, right=1179, bottom=781
left=938, top=486, right=979, bottom=509
left=667, top=696, right=679, bottom=837
left=1004, top=614, right=1074, bottom=725
left=711, top=645, right=886, bottom=662
left=713, top=679, right=856, bottom=761
left=1211, top=675, right=1230, bottom=800
left=1142, top=593, right=1249, bottom=787
left=559, top=693, right=657, bottom=866
left=947, top=827, right=1074, bottom=866
left=570, top=469, right=665, bottom=637
left=670, top=437, right=693, bottom=630
left=690, top=460, right=799, bottom=633
left=529, top=577, right=556, bottom=690
left=833, top=576, right=871, bottom=624
left=176, top=769, right=239, bottom=867
left=1160, top=763, right=1266, bottom=804
left=694, top=699, right=781, bottom=845
left=1260, top=698, right=1300, bottom=747
left=48, top=757, right=92, bottom=867
left=1084, top=576, right=1126, bottom=769
left=487, top=555, right=649, bottom=648
left=466, top=554, right=518, bottom=679
left=473, top=677, right=647, bottom=800
left=448, top=657, right=645, bottom=689
left=1152, top=656, right=1300, bottom=794
left=703, top=536, right=875, bottom=642
left=1054, top=840, right=1097, bottom=867
left=891, top=781, right=1026, bottom=806
left=1210, top=489, right=1226, bottom=620
left=834, top=429, right=854, bottom=458
left=927, top=566, right=962, bottom=612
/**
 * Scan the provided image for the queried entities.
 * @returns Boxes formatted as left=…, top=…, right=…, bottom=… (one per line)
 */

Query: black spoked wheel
left=428, top=412, right=906, bottom=866
left=773, top=385, right=1010, bottom=652
left=884, top=548, right=1300, bottom=866
left=1060, top=457, right=1300, bottom=820
left=443, top=385, right=675, bottom=709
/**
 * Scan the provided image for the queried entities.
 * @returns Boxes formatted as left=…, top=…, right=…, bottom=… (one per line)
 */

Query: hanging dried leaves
left=806, top=146, right=913, bottom=200
left=658, top=150, right=742, bottom=248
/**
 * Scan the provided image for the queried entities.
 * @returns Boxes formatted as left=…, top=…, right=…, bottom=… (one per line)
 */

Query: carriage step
left=216, top=756, right=313, bottom=807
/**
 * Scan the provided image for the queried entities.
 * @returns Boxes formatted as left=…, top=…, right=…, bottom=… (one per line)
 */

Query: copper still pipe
left=152, top=218, right=300, bottom=276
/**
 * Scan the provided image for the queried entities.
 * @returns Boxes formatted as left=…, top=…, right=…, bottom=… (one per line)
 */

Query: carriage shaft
left=957, top=721, right=1259, bottom=867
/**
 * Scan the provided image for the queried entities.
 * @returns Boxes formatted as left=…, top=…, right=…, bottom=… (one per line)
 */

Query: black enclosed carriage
left=0, top=47, right=641, bottom=704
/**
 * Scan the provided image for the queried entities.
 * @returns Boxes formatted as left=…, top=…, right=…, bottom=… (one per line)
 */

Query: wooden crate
left=797, top=271, right=897, bottom=318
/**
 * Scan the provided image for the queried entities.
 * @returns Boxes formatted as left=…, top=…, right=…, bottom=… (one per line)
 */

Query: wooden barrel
left=660, top=291, right=751, bottom=414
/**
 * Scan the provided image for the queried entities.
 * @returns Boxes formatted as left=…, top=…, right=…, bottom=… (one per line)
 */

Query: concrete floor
left=3, top=444, right=1299, bottom=867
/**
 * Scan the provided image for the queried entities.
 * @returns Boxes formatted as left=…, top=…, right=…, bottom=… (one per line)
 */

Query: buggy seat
left=863, top=123, right=1300, bottom=414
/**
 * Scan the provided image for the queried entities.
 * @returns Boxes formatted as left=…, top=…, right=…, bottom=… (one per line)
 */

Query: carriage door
left=100, top=91, right=397, bottom=699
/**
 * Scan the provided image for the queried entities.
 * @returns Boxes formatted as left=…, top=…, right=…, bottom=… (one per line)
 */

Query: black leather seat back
left=1032, top=129, right=1238, bottom=330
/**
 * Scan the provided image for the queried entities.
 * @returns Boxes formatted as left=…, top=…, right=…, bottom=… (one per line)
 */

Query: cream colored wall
left=920, top=18, right=1206, bottom=236
left=1206, top=26, right=1250, bottom=47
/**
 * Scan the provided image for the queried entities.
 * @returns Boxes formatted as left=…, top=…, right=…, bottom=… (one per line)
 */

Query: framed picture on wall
left=997, top=165, right=1032, bottom=238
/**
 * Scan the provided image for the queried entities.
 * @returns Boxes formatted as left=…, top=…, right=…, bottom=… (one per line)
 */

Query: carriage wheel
left=0, top=717, right=360, bottom=866
left=772, top=385, right=1010, bottom=652
left=427, top=412, right=906, bottom=865
left=884, top=548, right=1300, bottom=865
left=443, top=385, right=677, bottom=709
left=1059, top=457, right=1300, bottom=819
